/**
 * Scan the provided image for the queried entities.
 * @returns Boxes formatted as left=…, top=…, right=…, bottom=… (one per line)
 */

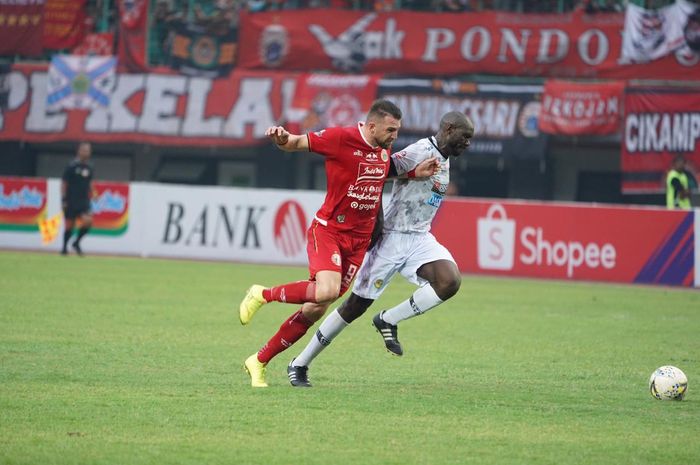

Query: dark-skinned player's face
left=368, top=115, right=401, bottom=150
left=444, top=123, right=474, bottom=157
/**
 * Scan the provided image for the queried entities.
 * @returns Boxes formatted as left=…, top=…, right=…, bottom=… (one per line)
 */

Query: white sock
left=293, top=309, right=348, bottom=367
left=382, top=284, right=443, bottom=325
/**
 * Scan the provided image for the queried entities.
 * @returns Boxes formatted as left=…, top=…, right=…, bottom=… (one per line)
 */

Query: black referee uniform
left=61, top=159, right=94, bottom=255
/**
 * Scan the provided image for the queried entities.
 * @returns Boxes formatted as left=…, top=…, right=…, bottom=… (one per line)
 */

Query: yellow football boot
left=244, top=353, right=268, bottom=388
left=239, top=285, right=267, bottom=325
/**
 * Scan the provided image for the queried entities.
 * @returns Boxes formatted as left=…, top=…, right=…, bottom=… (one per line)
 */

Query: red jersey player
left=238, top=99, right=439, bottom=387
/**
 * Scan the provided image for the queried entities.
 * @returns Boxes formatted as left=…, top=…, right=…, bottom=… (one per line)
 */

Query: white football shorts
left=352, top=231, right=456, bottom=300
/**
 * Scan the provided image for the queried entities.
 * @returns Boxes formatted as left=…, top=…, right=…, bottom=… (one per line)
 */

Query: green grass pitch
left=1, top=250, right=699, bottom=465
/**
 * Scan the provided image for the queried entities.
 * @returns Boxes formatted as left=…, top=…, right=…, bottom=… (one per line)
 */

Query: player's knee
left=434, top=274, right=461, bottom=301
left=338, top=293, right=373, bottom=323
left=315, top=285, right=340, bottom=304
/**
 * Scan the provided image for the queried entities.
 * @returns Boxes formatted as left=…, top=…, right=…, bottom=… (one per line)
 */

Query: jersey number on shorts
left=342, top=264, right=359, bottom=289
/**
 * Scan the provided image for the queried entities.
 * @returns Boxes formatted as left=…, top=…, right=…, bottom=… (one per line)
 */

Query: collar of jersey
left=357, top=122, right=379, bottom=150
left=429, top=136, right=448, bottom=161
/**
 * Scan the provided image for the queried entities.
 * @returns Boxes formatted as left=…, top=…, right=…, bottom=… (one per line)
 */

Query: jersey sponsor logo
left=426, top=192, right=443, bottom=208
left=350, top=201, right=377, bottom=210
left=356, top=162, right=386, bottom=183
left=273, top=200, right=307, bottom=257
left=347, top=190, right=380, bottom=202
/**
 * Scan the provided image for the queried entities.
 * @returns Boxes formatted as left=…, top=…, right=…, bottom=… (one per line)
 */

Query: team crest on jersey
left=431, top=182, right=447, bottom=195
left=331, top=253, right=341, bottom=266
left=373, top=279, right=384, bottom=289
left=336, top=214, right=345, bottom=223
left=381, top=150, right=389, bottom=162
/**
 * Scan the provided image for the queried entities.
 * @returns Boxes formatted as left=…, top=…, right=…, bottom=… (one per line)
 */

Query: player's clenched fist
left=266, top=126, right=290, bottom=146
left=415, top=156, right=440, bottom=177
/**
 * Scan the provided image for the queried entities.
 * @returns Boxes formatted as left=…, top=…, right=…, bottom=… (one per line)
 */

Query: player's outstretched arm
left=265, top=126, right=309, bottom=152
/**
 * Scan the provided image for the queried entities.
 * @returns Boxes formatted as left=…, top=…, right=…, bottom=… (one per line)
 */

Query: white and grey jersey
left=385, top=137, right=449, bottom=234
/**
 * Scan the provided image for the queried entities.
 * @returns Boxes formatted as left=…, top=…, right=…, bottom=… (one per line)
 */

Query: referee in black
left=61, top=142, right=95, bottom=256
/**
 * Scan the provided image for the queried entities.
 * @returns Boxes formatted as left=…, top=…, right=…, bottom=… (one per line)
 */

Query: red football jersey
left=307, top=123, right=390, bottom=236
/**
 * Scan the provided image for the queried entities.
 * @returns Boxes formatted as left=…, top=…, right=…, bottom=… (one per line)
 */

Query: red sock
left=257, top=310, right=314, bottom=364
left=262, top=281, right=317, bottom=304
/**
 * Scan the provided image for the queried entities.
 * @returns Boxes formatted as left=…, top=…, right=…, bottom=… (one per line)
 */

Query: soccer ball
left=649, top=366, right=688, bottom=401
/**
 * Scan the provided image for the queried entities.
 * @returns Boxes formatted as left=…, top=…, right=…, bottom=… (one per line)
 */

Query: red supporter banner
left=42, top=0, right=86, bottom=50
left=621, top=88, right=700, bottom=193
left=117, top=0, right=149, bottom=71
left=238, top=10, right=700, bottom=79
left=0, top=1, right=45, bottom=56
left=432, top=199, right=695, bottom=287
left=540, top=80, right=624, bottom=135
left=0, top=64, right=294, bottom=146
left=72, top=32, right=114, bottom=56
left=0, top=177, right=48, bottom=232
left=287, top=74, right=381, bottom=134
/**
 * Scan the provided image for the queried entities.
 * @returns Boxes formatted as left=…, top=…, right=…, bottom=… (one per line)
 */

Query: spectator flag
left=38, top=213, right=62, bottom=245
left=47, top=55, right=117, bottom=111
left=621, top=0, right=699, bottom=62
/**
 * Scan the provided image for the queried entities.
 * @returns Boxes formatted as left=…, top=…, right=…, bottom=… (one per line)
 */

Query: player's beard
left=377, top=136, right=394, bottom=149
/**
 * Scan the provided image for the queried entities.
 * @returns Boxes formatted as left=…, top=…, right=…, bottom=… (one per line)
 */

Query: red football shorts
left=307, top=219, right=371, bottom=297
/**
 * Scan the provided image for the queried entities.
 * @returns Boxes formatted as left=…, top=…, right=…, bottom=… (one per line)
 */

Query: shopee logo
left=519, top=227, right=616, bottom=277
left=477, top=204, right=617, bottom=277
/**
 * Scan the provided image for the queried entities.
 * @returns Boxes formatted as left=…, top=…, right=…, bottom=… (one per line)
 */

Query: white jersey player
left=287, top=111, right=474, bottom=387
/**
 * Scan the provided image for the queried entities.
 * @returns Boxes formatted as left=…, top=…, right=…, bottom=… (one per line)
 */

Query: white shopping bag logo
left=478, top=204, right=516, bottom=270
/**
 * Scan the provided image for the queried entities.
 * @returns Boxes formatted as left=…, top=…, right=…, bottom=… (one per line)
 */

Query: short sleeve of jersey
left=390, top=144, right=428, bottom=176
left=62, top=164, right=72, bottom=181
left=307, top=127, right=343, bottom=158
